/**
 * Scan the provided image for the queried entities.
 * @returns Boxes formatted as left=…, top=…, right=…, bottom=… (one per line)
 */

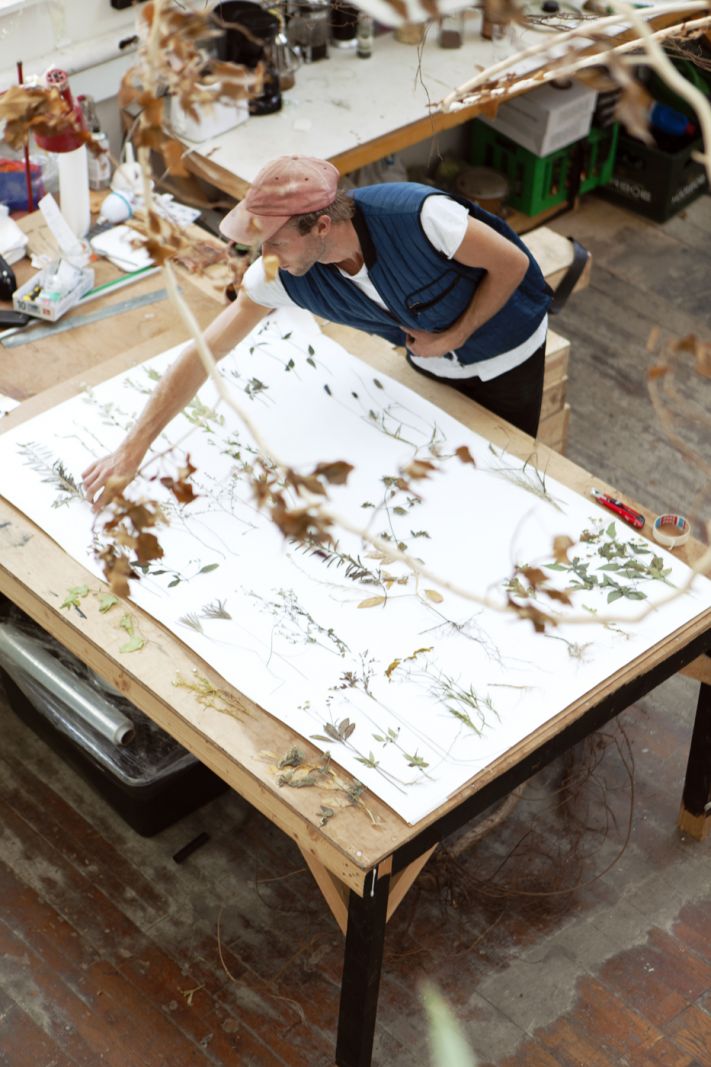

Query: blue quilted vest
left=279, top=182, right=552, bottom=364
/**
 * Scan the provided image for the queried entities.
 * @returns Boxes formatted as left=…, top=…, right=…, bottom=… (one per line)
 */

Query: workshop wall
left=0, top=0, right=139, bottom=153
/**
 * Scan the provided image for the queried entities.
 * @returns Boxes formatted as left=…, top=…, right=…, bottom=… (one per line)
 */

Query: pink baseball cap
left=220, top=155, right=340, bottom=245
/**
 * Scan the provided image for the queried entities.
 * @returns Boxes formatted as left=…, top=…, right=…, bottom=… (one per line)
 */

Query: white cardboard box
left=169, top=95, right=249, bottom=143
left=478, top=80, right=598, bottom=157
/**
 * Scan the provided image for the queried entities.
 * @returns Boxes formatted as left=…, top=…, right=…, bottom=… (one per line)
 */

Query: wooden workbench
left=1, top=315, right=710, bottom=1067
left=170, top=7, right=700, bottom=200
left=0, top=206, right=233, bottom=403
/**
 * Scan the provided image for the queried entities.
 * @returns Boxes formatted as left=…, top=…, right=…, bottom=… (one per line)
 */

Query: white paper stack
left=0, top=207, right=29, bottom=266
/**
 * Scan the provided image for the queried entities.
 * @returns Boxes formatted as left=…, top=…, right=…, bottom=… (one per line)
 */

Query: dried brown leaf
left=507, top=596, right=555, bottom=633
left=552, top=535, right=574, bottom=563
left=312, top=460, right=354, bottom=486
left=402, top=458, right=437, bottom=481
left=163, top=138, right=189, bottom=177
left=455, top=445, right=476, bottom=466
left=542, top=587, right=573, bottom=605
left=134, top=531, right=164, bottom=565
left=270, top=502, right=333, bottom=544
left=520, top=566, right=547, bottom=588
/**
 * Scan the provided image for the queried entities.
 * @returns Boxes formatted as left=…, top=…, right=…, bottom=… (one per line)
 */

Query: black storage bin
left=0, top=603, right=227, bottom=836
left=597, top=130, right=708, bottom=221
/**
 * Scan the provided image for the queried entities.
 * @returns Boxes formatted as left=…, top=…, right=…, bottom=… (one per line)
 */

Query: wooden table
left=1, top=223, right=710, bottom=1067
left=0, top=206, right=234, bottom=403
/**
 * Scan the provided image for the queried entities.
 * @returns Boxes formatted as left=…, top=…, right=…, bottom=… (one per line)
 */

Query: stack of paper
left=0, top=208, right=28, bottom=266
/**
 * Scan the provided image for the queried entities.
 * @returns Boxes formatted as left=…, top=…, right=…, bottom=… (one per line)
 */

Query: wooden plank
left=385, top=845, right=437, bottom=923
left=523, top=226, right=591, bottom=294
left=538, top=402, right=570, bottom=453
left=680, top=656, right=711, bottom=685
left=544, top=329, right=570, bottom=387
left=0, top=986, right=78, bottom=1067
left=299, top=850, right=349, bottom=935
left=540, top=374, right=568, bottom=423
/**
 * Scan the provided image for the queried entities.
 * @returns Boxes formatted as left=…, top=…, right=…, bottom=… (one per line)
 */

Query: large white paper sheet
left=2, top=308, right=710, bottom=824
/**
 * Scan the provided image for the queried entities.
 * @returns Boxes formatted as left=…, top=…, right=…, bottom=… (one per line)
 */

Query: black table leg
left=335, top=866, right=390, bottom=1067
left=681, top=679, right=711, bottom=835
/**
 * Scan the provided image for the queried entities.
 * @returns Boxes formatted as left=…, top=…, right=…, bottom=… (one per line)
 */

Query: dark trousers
left=409, top=340, right=547, bottom=439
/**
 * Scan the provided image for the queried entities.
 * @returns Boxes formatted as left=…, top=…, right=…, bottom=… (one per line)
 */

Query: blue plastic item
left=649, top=102, right=695, bottom=139
left=0, top=161, right=46, bottom=212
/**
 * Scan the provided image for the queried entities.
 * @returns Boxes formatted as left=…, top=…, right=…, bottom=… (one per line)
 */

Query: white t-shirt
left=242, top=196, right=547, bottom=381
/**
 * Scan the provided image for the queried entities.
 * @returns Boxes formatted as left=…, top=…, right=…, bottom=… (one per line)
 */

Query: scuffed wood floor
left=1, top=191, right=711, bottom=1066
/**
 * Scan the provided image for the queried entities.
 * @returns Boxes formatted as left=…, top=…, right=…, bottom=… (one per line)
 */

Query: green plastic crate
left=580, top=124, right=619, bottom=194
left=469, top=120, right=619, bottom=216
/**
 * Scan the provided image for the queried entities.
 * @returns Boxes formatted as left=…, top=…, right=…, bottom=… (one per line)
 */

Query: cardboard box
left=479, top=80, right=597, bottom=157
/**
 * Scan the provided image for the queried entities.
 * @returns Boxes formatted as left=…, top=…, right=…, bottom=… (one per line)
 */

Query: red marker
left=591, top=489, right=645, bottom=529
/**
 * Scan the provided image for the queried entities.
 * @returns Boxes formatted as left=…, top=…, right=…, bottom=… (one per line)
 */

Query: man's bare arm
left=405, top=218, right=530, bottom=358
left=82, top=289, right=270, bottom=509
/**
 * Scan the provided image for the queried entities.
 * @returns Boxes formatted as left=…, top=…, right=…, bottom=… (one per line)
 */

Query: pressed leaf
left=423, top=589, right=444, bottom=603
left=60, top=584, right=89, bottom=609
left=357, top=595, right=386, bottom=609
left=119, top=634, right=145, bottom=653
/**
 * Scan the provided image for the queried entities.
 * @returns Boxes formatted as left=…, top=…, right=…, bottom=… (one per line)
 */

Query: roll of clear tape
left=0, top=622, right=134, bottom=746
left=652, top=513, right=691, bottom=548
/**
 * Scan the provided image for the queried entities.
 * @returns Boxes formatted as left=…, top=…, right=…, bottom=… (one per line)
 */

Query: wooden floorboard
left=1, top=192, right=711, bottom=1065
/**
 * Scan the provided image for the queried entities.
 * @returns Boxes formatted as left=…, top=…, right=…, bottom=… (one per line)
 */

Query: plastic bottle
left=78, top=94, right=112, bottom=191
left=88, top=132, right=112, bottom=191
left=34, top=70, right=90, bottom=239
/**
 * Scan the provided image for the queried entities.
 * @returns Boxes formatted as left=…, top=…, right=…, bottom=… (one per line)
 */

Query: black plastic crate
left=0, top=604, right=228, bottom=837
left=597, top=130, right=708, bottom=222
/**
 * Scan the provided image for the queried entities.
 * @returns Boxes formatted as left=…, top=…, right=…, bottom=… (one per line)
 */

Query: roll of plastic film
left=652, top=513, right=690, bottom=548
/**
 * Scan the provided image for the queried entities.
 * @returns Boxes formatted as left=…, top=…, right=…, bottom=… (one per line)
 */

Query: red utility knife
left=591, top=489, right=645, bottom=529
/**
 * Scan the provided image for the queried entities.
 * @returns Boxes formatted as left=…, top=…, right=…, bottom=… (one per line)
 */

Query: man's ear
left=315, top=214, right=332, bottom=237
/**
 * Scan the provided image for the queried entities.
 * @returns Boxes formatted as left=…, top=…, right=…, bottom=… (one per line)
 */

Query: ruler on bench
left=0, top=289, right=168, bottom=348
